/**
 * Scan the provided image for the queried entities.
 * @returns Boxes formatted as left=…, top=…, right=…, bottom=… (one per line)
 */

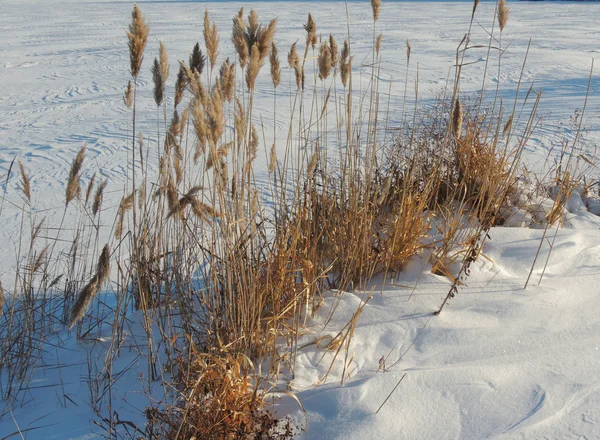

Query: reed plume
left=318, top=42, right=332, bottom=80
left=92, top=180, right=107, bottom=216
left=376, top=33, right=382, bottom=55
left=152, top=58, right=164, bottom=106
left=304, top=13, right=317, bottom=49
left=371, top=0, right=381, bottom=21
left=83, top=175, right=95, bottom=210
left=18, top=160, right=31, bottom=202
left=498, top=0, right=509, bottom=32
left=126, top=4, right=149, bottom=78
left=269, top=144, right=277, bottom=173
left=66, top=145, right=86, bottom=207
left=503, top=114, right=513, bottom=138
left=250, top=125, right=259, bottom=162
left=192, top=98, right=207, bottom=161
left=189, top=43, right=206, bottom=75
left=234, top=97, right=246, bottom=147
left=174, top=65, right=186, bottom=108
left=406, top=39, right=412, bottom=65
left=340, top=40, right=350, bottom=88
left=246, top=44, right=262, bottom=90
left=32, top=247, right=47, bottom=273
left=232, top=8, right=249, bottom=68
left=31, top=218, right=44, bottom=244
left=115, top=192, right=135, bottom=239
left=304, top=14, right=317, bottom=49
left=124, top=80, right=133, bottom=108
left=288, top=42, right=302, bottom=89
left=270, top=42, right=281, bottom=88
left=159, top=41, right=169, bottom=83
left=68, top=244, right=110, bottom=330
left=219, top=58, right=235, bottom=101
left=329, top=34, right=339, bottom=72
left=204, top=10, right=219, bottom=71
left=452, top=99, right=463, bottom=138
left=207, top=82, right=224, bottom=146
left=256, top=19, right=277, bottom=61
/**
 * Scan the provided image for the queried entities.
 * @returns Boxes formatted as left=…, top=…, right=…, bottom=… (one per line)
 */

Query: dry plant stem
left=526, top=60, right=594, bottom=288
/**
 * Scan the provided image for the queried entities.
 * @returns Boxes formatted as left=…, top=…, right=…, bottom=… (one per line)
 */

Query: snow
left=2, top=0, right=600, bottom=438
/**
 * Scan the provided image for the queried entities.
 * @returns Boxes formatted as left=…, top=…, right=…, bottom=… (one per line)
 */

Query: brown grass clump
left=146, top=354, right=295, bottom=439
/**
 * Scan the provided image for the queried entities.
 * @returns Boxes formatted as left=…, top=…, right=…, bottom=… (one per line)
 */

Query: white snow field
left=2, top=0, right=600, bottom=439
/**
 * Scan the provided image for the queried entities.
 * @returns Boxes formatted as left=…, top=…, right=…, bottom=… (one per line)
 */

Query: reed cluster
left=1, top=1, right=588, bottom=437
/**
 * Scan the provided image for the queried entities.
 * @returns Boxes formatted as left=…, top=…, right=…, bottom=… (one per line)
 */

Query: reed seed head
left=269, top=143, right=277, bottom=173
left=18, top=160, right=31, bottom=202
left=376, top=33, right=383, bottom=55
left=318, top=42, right=332, bottom=80
left=124, top=80, right=133, bottom=108
left=246, top=44, right=262, bottom=90
left=190, top=43, right=206, bottom=76
left=68, top=275, right=99, bottom=330
left=498, top=0, right=509, bottom=32
left=85, top=172, right=96, bottom=205
left=340, top=40, right=350, bottom=88
left=304, top=14, right=317, bottom=49
left=66, top=145, right=86, bottom=207
left=96, top=244, right=110, bottom=284
left=126, top=4, right=149, bottom=78
left=250, top=125, right=259, bottom=162
left=503, top=114, right=513, bottom=138
left=269, top=42, right=281, bottom=88
left=207, top=82, right=224, bottom=145
left=92, top=180, right=107, bottom=216
left=174, top=65, right=186, bottom=108
left=232, top=8, right=249, bottom=68
left=371, top=0, right=381, bottom=22
left=204, top=10, right=220, bottom=70
left=406, top=39, right=412, bottom=65
left=257, top=19, right=277, bottom=61
left=159, top=41, right=169, bottom=82
left=288, top=42, right=302, bottom=89
left=219, top=58, right=235, bottom=101
left=452, top=99, right=463, bottom=138
left=329, top=34, right=339, bottom=72
left=68, top=243, right=110, bottom=330
left=152, top=57, right=164, bottom=106
left=192, top=98, right=207, bottom=162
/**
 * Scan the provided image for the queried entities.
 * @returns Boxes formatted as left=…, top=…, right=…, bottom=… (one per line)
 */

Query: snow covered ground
left=2, top=0, right=600, bottom=438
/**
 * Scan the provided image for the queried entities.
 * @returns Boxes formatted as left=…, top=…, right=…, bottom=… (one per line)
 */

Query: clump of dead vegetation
left=2, top=0, right=594, bottom=437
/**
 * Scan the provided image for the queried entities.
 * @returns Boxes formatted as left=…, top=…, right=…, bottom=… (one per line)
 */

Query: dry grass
left=0, top=1, right=581, bottom=437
